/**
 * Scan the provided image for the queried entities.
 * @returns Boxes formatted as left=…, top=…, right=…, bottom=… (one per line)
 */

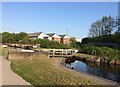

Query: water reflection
left=65, top=59, right=120, bottom=83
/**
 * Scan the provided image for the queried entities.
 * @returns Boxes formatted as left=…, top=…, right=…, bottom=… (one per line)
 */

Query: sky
left=2, top=0, right=120, bottom=2
left=2, top=2, right=118, bottom=38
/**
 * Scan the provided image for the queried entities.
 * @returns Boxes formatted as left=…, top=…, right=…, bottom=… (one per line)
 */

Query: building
left=76, top=38, right=82, bottom=43
left=28, top=32, right=49, bottom=40
left=59, top=34, right=70, bottom=44
left=47, top=33, right=61, bottom=43
left=28, top=32, right=71, bottom=44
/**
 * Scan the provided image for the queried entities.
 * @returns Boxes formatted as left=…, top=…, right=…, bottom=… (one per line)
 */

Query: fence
left=48, top=49, right=75, bottom=58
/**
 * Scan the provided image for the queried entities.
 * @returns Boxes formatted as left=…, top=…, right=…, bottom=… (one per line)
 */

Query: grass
left=10, top=52, right=98, bottom=86
left=1, top=47, right=21, bottom=57
left=1, top=47, right=9, bottom=56
left=74, top=53, right=94, bottom=58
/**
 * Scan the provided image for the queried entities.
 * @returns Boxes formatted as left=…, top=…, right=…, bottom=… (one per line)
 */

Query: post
left=6, top=52, right=9, bottom=60
left=48, top=50, right=49, bottom=58
left=65, top=50, right=67, bottom=56
left=53, top=50, right=54, bottom=58
left=62, top=50, right=63, bottom=58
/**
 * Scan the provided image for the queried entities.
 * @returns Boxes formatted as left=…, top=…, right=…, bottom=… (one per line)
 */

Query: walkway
left=0, top=56, right=31, bottom=85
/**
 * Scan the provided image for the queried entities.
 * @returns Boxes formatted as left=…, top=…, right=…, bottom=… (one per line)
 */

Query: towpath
left=0, top=56, right=31, bottom=85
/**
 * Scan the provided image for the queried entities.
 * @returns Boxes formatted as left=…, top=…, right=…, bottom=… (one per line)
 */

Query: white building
left=47, top=33, right=61, bottom=43
left=28, top=32, right=49, bottom=40
left=28, top=32, right=71, bottom=44
left=76, top=38, right=82, bottom=43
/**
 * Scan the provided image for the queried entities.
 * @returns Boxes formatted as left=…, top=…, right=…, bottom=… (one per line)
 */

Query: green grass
left=1, top=47, right=8, bottom=56
left=74, top=53, right=94, bottom=58
left=1, top=47, right=21, bottom=57
left=10, top=53, right=98, bottom=86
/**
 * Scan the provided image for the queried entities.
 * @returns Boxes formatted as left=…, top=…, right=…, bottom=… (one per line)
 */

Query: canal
left=65, top=59, right=120, bottom=83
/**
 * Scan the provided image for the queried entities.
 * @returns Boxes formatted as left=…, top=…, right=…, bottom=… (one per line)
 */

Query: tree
left=18, top=37, right=29, bottom=44
left=14, top=32, right=28, bottom=43
left=89, top=20, right=102, bottom=37
left=102, top=16, right=116, bottom=35
left=115, top=17, right=120, bottom=34
left=70, top=37, right=78, bottom=48
left=89, top=16, right=116, bottom=37
left=2, top=32, right=14, bottom=43
left=2, top=32, right=29, bottom=44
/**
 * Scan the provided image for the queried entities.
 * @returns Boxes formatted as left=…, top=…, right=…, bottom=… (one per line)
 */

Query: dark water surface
left=65, top=59, right=120, bottom=83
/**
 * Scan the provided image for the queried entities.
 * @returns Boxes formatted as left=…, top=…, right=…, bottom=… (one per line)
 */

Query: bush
left=99, top=47, right=120, bottom=62
left=79, top=46, right=114, bottom=56
left=36, top=39, right=68, bottom=49
left=79, top=46, right=101, bottom=55
left=99, top=47, right=113, bottom=62
left=79, top=46, right=120, bottom=64
left=81, top=34, right=120, bottom=49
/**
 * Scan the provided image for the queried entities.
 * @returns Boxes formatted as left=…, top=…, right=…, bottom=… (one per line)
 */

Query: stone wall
left=8, top=52, right=45, bottom=60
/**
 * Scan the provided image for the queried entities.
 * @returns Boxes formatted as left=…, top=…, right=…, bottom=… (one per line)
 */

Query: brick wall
left=52, top=37, right=60, bottom=43
left=60, top=38, right=70, bottom=44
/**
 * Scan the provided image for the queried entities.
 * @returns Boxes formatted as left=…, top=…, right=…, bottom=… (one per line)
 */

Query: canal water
left=65, top=59, right=120, bottom=83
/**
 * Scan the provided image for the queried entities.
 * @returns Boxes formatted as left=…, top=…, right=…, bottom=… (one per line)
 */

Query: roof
left=47, top=33, right=56, bottom=37
left=59, top=34, right=70, bottom=38
left=28, top=32, right=42, bottom=37
left=59, top=34, right=66, bottom=38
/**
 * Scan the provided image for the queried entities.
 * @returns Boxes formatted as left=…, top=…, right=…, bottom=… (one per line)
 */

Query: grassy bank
left=1, top=47, right=21, bottom=57
left=1, top=47, right=9, bottom=56
left=10, top=52, right=98, bottom=86
left=74, top=53, right=94, bottom=58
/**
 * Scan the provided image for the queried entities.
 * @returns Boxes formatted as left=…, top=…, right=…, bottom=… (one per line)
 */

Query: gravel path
left=1, top=56, right=31, bottom=85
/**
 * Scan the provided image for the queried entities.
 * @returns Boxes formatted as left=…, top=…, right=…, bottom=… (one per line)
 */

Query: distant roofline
left=47, top=32, right=55, bottom=34
left=28, top=32, right=43, bottom=35
left=28, top=32, right=71, bottom=38
left=28, top=32, right=43, bottom=37
left=59, top=34, right=70, bottom=38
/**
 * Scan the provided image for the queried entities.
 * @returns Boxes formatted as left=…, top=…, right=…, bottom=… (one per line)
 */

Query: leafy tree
left=2, top=32, right=29, bottom=44
left=13, top=32, right=28, bottom=43
left=89, top=20, right=102, bottom=37
left=89, top=16, right=116, bottom=37
left=2, top=32, right=14, bottom=43
left=82, top=16, right=120, bottom=49
left=18, top=37, right=29, bottom=44
left=115, top=17, right=120, bottom=34
left=29, top=39, right=37, bottom=45
left=36, top=39, right=49, bottom=48
left=70, top=37, right=78, bottom=49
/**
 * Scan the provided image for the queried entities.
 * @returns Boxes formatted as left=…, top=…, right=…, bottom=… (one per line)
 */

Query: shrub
left=79, top=45, right=120, bottom=64
left=36, top=39, right=68, bottom=49
left=79, top=46, right=101, bottom=55
left=99, top=47, right=114, bottom=64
